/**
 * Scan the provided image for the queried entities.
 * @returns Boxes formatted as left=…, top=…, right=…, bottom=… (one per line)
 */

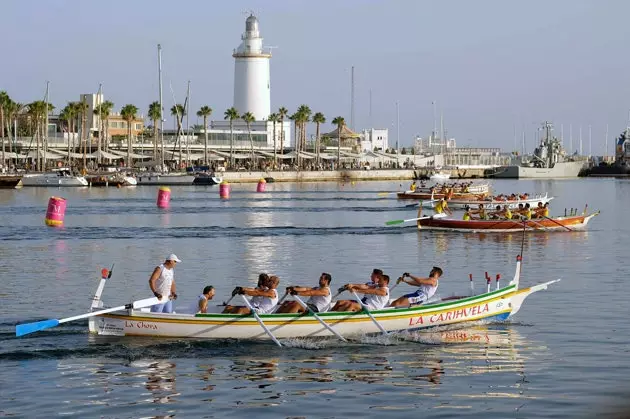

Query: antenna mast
left=158, top=44, right=165, bottom=168
left=350, top=66, right=355, bottom=130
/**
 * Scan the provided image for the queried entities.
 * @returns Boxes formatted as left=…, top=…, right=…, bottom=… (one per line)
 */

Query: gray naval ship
left=494, top=121, right=587, bottom=178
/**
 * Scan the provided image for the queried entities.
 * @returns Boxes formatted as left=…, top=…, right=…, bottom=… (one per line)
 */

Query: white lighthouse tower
left=233, top=14, right=271, bottom=121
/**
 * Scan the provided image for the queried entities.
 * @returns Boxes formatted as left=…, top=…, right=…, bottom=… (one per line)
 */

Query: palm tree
left=196, top=105, right=212, bottom=165
left=289, top=112, right=299, bottom=168
left=75, top=99, right=89, bottom=170
left=278, top=106, right=288, bottom=158
left=297, top=104, right=312, bottom=154
left=0, top=91, right=8, bottom=164
left=332, top=116, right=346, bottom=167
left=224, top=107, right=239, bottom=168
left=4, top=99, right=22, bottom=158
left=268, top=113, right=279, bottom=167
left=27, top=101, right=51, bottom=171
left=312, top=112, right=325, bottom=168
left=100, top=101, right=113, bottom=152
left=148, top=101, right=161, bottom=160
left=171, top=104, right=185, bottom=166
left=120, top=104, right=139, bottom=168
left=94, top=100, right=113, bottom=164
left=242, top=111, right=256, bottom=167
left=60, top=103, right=75, bottom=166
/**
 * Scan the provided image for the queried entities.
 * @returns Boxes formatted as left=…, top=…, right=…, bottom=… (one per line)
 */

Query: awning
left=91, top=149, right=124, bottom=160
left=108, top=149, right=152, bottom=160
left=25, top=150, right=72, bottom=159
left=48, top=149, right=92, bottom=159
left=1, top=152, right=27, bottom=159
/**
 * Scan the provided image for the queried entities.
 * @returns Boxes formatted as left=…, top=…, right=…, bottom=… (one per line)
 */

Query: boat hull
left=0, top=175, right=22, bottom=189
left=417, top=212, right=598, bottom=232
left=493, top=161, right=585, bottom=178
left=88, top=279, right=553, bottom=340
left=136, top=173, right=195, bottom=185
left=398, top=191, right=489, bottom=200
left=21, top=174, right=88, bottom=187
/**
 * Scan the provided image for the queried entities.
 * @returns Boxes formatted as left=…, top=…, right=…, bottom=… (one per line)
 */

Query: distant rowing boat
left=416, top=211, right=599, bottom=232
left=419, top=193, right=554, bottom=210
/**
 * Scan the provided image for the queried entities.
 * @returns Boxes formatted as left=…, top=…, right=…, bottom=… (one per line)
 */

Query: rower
left=463, top=206, right=472, bottom=221
left=473, top=203, right=488, bottom=220
left=434, top=198, right=453, bottom=216
left=534, top=202, right=544, bottom=218
left=523, top=203, right=533, bottom=220
left=410, top=181, right=417, bottom=192
left=185, top=285, right=215, bottom=314
left=542, top=202, right=550, bottom=217
left=330, top=269, right=383, bottom=309
left=503, top=204, right=513, bottom=220
left=390, top=267, right=443, bottom=307
left=330, top=275, right=390, bottom=312
left=222, top=275, right=280, bottom=314
left=489, top=205, right=502, bottom=220
left=276, top=273, right=332, bottom=314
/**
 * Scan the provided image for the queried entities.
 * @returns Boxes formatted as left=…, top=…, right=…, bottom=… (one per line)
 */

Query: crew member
left=148, top=254, right=181, bottom=313
left=222, top=276, right=280, bottom=315
left=330, top=275, right=390, bottom=312
left=389, top=267, right=443, bottom=307
left=187, top=285, right=215, bottom=314
left=276, top=273, right=332, bottom=313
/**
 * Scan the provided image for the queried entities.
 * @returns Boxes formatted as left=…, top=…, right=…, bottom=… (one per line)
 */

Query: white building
left=359, top=128, right=388, bottom=152
left=233, top=14, right=271, bottom=121
left=79, top=93, right=104, bottom=133
left=414, top=135, right=456, bottom=154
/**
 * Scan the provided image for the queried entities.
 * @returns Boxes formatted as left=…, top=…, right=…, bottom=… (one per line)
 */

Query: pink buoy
left=256, top=178, right=266, bottom=192
left=45, top=196, right=67, bottom=227
left=157, top=186, right=171, bottom=209
left=219, top=181, right=230, bottom=199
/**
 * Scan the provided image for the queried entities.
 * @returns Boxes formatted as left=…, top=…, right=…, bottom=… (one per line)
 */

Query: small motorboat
left=193, top=172, right=223, bottom=185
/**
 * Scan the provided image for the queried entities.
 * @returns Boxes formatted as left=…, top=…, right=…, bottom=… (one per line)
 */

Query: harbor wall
left=222, top=168, right=489, bottom=183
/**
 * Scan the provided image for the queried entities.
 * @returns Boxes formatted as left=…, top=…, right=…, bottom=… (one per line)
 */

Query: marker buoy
left=256, top=178, right=266, bottom=192
left=219, top=181, right=230, bottom=199
left=157, top=186, right=171, bottom=209
left=45, top=196, right=66, bottom=227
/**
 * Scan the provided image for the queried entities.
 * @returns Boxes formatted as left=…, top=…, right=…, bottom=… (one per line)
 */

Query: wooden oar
left=539, top=214, right=573, bottom=232
left=16, top=296, right=163, bottom=337
left=292, top=295, right=346, bottom=342
left=240, top=295, right=282, bottom=347
left=377, top=191, right=399, bottom=197
left=385, top=213, right=447, bottom=226
left=351, top=291, right=388, bottom=334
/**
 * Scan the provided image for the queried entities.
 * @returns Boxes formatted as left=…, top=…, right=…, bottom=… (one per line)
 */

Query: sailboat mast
left=605, top=124, right=609, bottom=158
left=42, top=81, right=50, bottom=171
left=158, top=44, right=164, bottom=168
left=185, top=80, right=190, bottom=166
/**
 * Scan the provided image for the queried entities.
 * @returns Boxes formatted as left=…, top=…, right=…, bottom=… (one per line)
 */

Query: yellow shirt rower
left=435, top=199, right=452, bottom=216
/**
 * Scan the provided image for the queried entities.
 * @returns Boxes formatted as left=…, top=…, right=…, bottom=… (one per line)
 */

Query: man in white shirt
left=222, top=276, right=280, bottom=315
left=330, top=275, right=390, bottom=312
left=276, top=273, right=332, bottom=313
left=390, top=267, right=442, bottom=307
left=148, top=254, right=181, bottom=313
left=187, top=285, right=215, bottom=314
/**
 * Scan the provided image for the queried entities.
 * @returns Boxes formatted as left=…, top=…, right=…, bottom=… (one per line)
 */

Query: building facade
left=359, top=128, right=388, bottom=152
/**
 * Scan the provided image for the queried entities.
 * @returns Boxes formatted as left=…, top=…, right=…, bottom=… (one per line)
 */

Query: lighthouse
left=233, top=14, right=271, bottom=121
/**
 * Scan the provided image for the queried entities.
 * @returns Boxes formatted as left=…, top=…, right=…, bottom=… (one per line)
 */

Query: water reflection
left=142, top=360, right=179, bottom=404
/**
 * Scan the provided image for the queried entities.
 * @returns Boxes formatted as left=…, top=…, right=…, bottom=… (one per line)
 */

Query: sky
left=1, top=0, right=629, bottom=153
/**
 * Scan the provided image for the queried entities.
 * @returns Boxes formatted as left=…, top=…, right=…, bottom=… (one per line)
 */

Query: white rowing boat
left=419, top=193, right=554, bottom=210
left=60, top=256, right=558, bottom=341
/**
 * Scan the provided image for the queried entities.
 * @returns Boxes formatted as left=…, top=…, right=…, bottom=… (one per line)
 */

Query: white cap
left=166, top=254, right=182, bottom=263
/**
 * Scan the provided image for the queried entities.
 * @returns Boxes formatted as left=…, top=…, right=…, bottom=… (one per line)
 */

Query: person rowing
left=276, top=273, right=332, bottom=313
left=185, top=285, right=215, bottom=314
left=434, top=197, right=452, bottom=216
left=471, top=203, right=488, bottom=220
left=463, top=206, right=472, bottom=221
left=389, top=267, right=443, bottom=308
left=222, top=275, right=280, bottom=314
left=330, top=275, right=390, bottom=312
left=410, top=181, right=417, bottom=192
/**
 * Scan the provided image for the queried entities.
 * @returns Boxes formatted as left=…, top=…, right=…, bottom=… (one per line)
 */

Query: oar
left=377, top=191, right=398, bottom=196
left=292, top=295, right=346, bottom=342
left=540, top=214, right=573, bottom=232
left=351, top=291, right=388, bottom=334
left=16, top=296, right=163, bottom=337
left=385, top=213, right=446, bottom=226
left=240, top=295, right=282, bottom=347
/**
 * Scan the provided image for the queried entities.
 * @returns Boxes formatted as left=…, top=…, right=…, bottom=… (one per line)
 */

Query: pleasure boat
left=21, top=168, right=88, bottom=187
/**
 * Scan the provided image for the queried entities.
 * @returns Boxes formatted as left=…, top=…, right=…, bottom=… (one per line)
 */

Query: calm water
left=1, top=179, right=629, bottom=418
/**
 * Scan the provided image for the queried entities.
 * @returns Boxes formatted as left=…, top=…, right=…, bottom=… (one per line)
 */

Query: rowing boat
left=419, top=193, right=554, bottom=210
left=86, top=256, right=557, bottom=340
left=397, top=191, right=490, bottom=200
left=416, top=211, right=599, bottom=232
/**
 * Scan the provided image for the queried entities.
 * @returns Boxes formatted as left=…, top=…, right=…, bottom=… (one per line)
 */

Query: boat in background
left=429, top=170, right=451, bottom=182
left=21, top=168, right=88, bottom=187
left=0, top=174, right=23, bottom=188
left=136, top=172, right=195, bottom=185
left=493, top=121, right=586, bottom=178
left=416, top=210, right=599, bottom=232
left=193, top=172, right=223, bottom=185
left=420, top=193, right=553, bottom=210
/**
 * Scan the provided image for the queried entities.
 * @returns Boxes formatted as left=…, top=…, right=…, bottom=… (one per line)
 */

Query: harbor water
left=1, top=179, right=628, bottom=418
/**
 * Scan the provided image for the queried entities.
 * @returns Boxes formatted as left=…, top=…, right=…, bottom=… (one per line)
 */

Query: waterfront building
left=359, top=128, right=389, bottom=152
left=414, top=135, right=456, bottom=154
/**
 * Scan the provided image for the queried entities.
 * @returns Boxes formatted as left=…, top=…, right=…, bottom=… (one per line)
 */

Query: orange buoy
left=219, top=181, right=230, bottom=199
left=45, top=196, right=67, bottom=227
left=157, top=186, right=171, bottom=209
left=256, top=178, right=266, bottom=192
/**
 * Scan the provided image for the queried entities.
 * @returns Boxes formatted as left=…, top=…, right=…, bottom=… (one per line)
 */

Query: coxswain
left=276, top=273, right=333, bottom=314
left=148, top=254, right=181, bottom=313
left=389, top=267, right=443, bottom=307
left=222, top=275, right=280, bottom=314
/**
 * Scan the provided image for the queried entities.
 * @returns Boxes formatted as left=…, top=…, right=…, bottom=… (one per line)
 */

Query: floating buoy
left=219, top=181, right=230, bottom=199
left=157, top=186, right=171, bottom=209
left=256, top=178, right=266, bottom=193
left=45, top=196, right=66, bottom=227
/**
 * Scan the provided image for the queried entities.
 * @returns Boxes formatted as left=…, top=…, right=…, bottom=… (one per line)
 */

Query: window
left=135, top=123, right=142, bottom=130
